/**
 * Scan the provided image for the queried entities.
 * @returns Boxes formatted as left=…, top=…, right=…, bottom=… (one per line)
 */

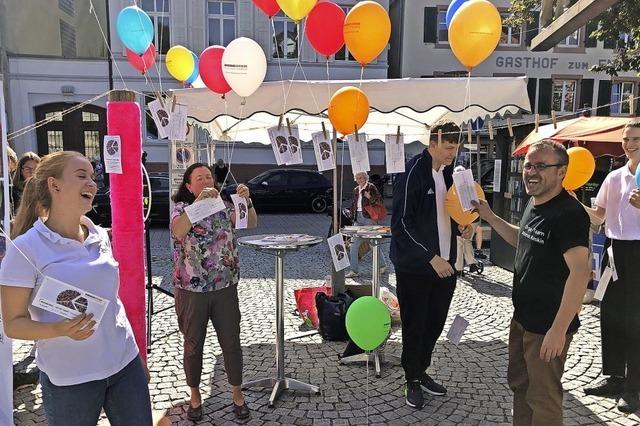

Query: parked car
left=224, top=169, right=332, bottom=213
left=87, top=172, right=171, bottom=227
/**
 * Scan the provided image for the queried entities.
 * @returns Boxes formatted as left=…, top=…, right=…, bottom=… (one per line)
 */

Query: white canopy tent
left=171, top=77, right=531, bottom=142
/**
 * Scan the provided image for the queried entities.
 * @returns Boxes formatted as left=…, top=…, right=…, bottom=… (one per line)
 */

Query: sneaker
left=584, top=377, right=625, bottom=397
left=405, top=381, right=424, bottom=409
left=618, top=392, right=640, bottom=413
left=419, top=373, right=447, bottom=396
left=186, top=404, right=203, bottom=421
left=13, top=369, right=39, bottom=391
left=345, top=271, right=359, bottom=278
left=474, top=249, right=487, bottom=260
left=380, top=267, right=387, bottom=274
left=468, top=264, right=480, bottom=274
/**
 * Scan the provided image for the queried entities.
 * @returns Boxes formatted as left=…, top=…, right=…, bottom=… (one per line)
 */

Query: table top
left=238, top=234, right=323, bottom=251
left=340, top=225, right=391, bottom=239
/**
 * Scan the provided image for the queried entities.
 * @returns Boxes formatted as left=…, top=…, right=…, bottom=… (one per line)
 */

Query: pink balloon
left=126, top=43, right=156, bottom=74
left=253, top=0, right=280, bottom=17
left=199, top=46, right=232, bottom=95
left=306, top=2, right=346, bottom=58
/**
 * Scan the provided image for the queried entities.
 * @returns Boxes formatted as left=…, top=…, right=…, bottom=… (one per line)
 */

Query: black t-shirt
left=513, top=190, right=590, bottom=335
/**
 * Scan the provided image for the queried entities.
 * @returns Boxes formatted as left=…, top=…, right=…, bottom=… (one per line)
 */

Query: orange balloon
left=445, top=182, right=486, bottom=225
left=328, top=86, right=369, bottom=136
left=448, top=0, right=501, bottom=70
left=343, top=1, right=391, bottom=66
left=563, top=147, right=595, bottom=190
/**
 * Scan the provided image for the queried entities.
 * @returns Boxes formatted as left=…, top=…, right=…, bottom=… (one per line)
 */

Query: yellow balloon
left=448, top=0, right=501, bottom=70
left=276, top=0, right=317, bottom=22
left=445, top=182, right=486, bottom=225
left=343, top=1, right=391, bottom=66
left=563, top=147, right=595, bottom=190
left=328, top=86, right=369, bottom=136
left=166, top=45, right=195, bottom=82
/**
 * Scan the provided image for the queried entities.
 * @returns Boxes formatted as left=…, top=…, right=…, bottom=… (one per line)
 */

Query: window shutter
left=527, top=78, right=537, bottom=113
left=525, top=12, right=539, bottom=47
left=603, top=38, right=617, bottom=49
left=580, top=79, right=594, bottom=110
left=585, top=21, right=598, bottom=48
left=187, top=1, right=205, bottom=53
left=538, top=79, right=552, bottom=115
left=170, top=1, right=188, bottom=46
left=597, top=80, right=612, bottom=116
left=424, top=8, right=437, bottom=43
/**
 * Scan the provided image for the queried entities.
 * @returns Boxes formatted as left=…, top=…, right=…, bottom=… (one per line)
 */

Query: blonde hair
left=12, top=151, right=84, bottom=239
left=13, top=151, right=40, bottom=192
left=7, top=146, right=17, bottom=169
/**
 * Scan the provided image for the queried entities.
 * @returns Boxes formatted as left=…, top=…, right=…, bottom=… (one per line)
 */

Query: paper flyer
left=267, top=126, right=294, bottom=165
left=148, top=99, right=172, bottom=139
left=103, top=135, right=122, bottom=174
left=184, top=197, right=226, bottom=224
left=452, top=168, right=479, bottom=211
left=312, top=131, right=335, bottom=172
left=171, top=141, right=195, bottom=171
left=32, top=276, right=110, bottom=327
left=493, top=159, right=502, bottom=192
left=385, top=133, right=405, bottom=174
left=327, top=233, right=350, bottom=272
left=231, top=194, right=248, bottom=229
left=346, top=133, right=370, bottom=174
left=284, top=126, right=303, bottom=165
left=446, top=314, right=469, bottom=346
left=169, top=104, right=188, bottom=141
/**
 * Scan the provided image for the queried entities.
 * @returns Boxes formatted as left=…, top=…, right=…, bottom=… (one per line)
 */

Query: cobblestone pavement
left=11, top=214, right=640, bottom=425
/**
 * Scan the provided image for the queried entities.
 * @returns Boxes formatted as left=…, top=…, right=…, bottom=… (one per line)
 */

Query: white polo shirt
left=0, top=217, right=139, bottom=386
left=433, top=166, right=451, bottom=260
left=595, top=163, right=640, bottom=241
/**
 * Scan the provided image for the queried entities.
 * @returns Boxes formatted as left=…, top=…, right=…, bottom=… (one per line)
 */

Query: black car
left=225, top=169, right=332, bottom=213
left=87, top=172, right=171, bottom=227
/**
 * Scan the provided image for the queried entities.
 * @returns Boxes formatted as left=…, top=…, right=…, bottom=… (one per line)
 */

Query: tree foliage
left=505, top=0, right=640, bottom=76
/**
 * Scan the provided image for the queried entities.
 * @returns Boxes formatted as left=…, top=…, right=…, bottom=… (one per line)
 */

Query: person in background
left=0, top=151, right=152, bottom=426
left=473, top=140, right=591, bottom=425
left=7, top=147, right=17, bottom=175
left=452, top=166, right=481, bottom=275
left=12, top=152, right=40, bottom=213
left=345, top=171, right=388, bottom=278
left=92, top=156, right=105, bottom=190
left=580, top=119, right=640, bottom=413
left=171, top=163, right=257, bottom=421
left=214, top=159, right=229, bottom=188
left=390, top=121, right=473, bottom=409
left=474, top=225, right=486, bottom=260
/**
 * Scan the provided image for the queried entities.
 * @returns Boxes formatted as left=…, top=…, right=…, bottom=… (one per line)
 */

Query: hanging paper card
left=148, top=99, right=172, bottom=139
left=284, top=126, right=303, bottom=165
left=347, top=133, right=370, bottom=174
left=169, top=104, right=188, bottom=141
left=184, top=197, right=226, bottom=224
left=327, top=233, right=350, bottom=272
left=268, top=126, right=293, bottom=165
left=385, top=133, right=405, bottom=174
left=231, top=194, right=248, bottom=229
left=312, top=131, right=335, bottom=172
left=103, top=135, right=123, bottom=174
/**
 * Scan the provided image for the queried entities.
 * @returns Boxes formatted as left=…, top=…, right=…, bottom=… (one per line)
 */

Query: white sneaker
left=345, top=271, right=359, bottom=278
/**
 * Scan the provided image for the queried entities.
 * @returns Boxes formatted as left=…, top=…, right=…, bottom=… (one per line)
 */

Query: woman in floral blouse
left=171, top=163, right=257, bottom=421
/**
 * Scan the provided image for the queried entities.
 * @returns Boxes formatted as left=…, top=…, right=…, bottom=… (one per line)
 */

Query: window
left=265, top=172, right=288, bottom=185
left=59, top=0, right=74, bottom=16
left=335, top=6, right=355, bottom=61
left=150, top=177, right=170, bottom=190
left=207, top=1, right=236, bottom=46
left=84, top=131, right=101, bottom=159
left=144, top=94, right=159, bottom=139
left=82, top=112, right=100, bottom=122
left=437, top=10, right=448, bottom=44
left=558, top=28, right=580, bottom=47
left=45, top=111, right=63, bottom=121
left=60, top=20, right=76, bottom=57
left=141, top=0, right=170, bottom=54
left=552, top=79, right=577, bottom=112
left=272, top=11, right=298, bottom=59
left=500, top=13, right=522, bottom=46
left=47, top=131, right=64, bottom=153
left=611, top=81, right=635, bottom=115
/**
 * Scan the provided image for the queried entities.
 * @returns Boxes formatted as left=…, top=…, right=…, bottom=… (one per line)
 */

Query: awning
left=513, top=117, right=632, bottom=156
left=170, top=77, right=531, bottom=142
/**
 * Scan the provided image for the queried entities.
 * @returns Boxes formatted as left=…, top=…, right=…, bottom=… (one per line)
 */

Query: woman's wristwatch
left=246, top=198, right=253, bottom=209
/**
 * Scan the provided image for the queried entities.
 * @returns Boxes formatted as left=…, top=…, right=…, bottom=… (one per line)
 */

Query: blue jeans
left=349, top=214, right=387, bottom=273
left=40, top=356, right=152, bottom=426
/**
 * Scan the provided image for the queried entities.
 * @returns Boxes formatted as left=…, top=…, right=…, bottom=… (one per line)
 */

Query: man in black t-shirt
left=473, top=141, right=590, bottom=425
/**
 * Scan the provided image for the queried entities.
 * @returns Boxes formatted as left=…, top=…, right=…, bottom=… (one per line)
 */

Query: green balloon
left=345, top=296, right=391, bottom=351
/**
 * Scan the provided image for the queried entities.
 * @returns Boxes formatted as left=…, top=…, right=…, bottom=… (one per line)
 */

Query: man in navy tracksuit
left=390, top=121, right=471, bottom=409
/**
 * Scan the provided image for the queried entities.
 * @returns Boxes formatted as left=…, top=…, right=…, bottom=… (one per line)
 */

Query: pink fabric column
left=107, top=97, right=147, bottom=361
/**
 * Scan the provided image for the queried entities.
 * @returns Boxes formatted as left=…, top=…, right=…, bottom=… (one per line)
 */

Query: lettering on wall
left=495, top=56, right=612, bottom=70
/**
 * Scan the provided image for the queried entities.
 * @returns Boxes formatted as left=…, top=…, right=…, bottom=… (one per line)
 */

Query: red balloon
left=253, top=0, right=280, bottom=17
left=306, top=2, right=346, bottom=58
left=126, top=43, right=156, bottom=74
left=199, top=46, right=232, bottom=95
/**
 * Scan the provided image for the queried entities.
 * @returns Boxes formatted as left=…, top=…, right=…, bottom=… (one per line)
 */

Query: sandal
left=233, top=402, right=250, bottom=420
left=187, top=404, right=203, bottom=421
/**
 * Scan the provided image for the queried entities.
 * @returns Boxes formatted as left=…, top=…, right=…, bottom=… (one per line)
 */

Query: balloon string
left=366, top=354, right=370, bottom=425
left=359, top=66, right=364, bottom=90
left=283, top=22, right=305, bottom=113
left=271, top=18, right=288, bottom=117
left=89, top=0, right=128, bottom=91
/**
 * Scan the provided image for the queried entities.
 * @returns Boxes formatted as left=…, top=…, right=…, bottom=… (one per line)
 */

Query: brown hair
left=171, top=163, right=215, bottom=205
left=430, top=121, right=462, bottom=145
left=12, top=151, right=83, bottom=239
left=624, top=119, right=640, bottom=130
left=12, top=152, right=41, bottom=192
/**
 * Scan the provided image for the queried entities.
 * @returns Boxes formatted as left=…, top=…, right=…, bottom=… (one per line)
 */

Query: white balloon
left=221, top=37, right=267, bottom=98
left=191, top=75, right=206, bottom=89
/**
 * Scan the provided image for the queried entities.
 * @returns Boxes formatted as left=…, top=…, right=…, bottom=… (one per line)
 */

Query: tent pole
left=331, top=129, right=345, bottom=294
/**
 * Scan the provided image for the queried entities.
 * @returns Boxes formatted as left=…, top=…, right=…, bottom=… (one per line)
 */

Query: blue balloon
left=116, top=6, right=154, bottom=55
left=635, top=164, right=640, bottom=188
left=185, top=53, right=199, bottom=85
left=446, top=0, right=469, bottom=28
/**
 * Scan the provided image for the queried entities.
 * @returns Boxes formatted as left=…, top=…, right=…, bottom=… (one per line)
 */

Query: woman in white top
left=0, top=151, right=152, bottom=426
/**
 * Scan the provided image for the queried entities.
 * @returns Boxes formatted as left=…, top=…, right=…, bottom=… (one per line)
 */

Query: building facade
left=2, top=0, right=389, bottom=171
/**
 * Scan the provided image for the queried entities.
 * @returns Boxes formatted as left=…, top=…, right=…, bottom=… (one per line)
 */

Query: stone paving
left=11, top=214, right=640, bottom=425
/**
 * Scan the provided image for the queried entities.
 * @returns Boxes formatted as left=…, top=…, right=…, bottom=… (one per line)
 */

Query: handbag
left=364, top=203, right=388, bottom=222
left=315, top=291, right=354, bottom=341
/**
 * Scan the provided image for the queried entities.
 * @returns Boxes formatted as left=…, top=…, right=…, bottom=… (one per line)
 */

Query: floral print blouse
left=171, top=201, right=240, bottom=292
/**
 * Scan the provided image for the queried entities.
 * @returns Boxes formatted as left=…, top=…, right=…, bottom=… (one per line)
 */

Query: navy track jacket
left=390, top=148, right=459, bottom=275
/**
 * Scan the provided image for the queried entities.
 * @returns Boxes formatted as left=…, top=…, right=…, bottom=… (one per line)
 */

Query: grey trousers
left=175, top=285, right=243, bottom=387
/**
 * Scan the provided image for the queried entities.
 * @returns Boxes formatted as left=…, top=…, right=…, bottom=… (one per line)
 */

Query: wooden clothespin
left=354, top=125, right=359, bottom=142
left=277, top=115, right=283, bottom=131
left=551, top=111, right=557, bottom=129
left=437, top=129, right=442, bottom=145
left=321, top=122, right=328, bottom=139
left=507, top=118, right=514, bottom=138
left=171, top=96, right=177, bottom=113
left=488, top=120, right=494, bottom=140
left=467, top=122, right=472, bottom=143
left=535, top=114, right=540, bottom=133
left=396, top=126, right=401, bottom=144
left=286, top=117, right=292, bottom=136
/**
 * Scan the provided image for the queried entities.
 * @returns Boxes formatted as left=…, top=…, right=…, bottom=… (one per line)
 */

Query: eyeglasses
left=523, top=163, right=566, bottom=172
